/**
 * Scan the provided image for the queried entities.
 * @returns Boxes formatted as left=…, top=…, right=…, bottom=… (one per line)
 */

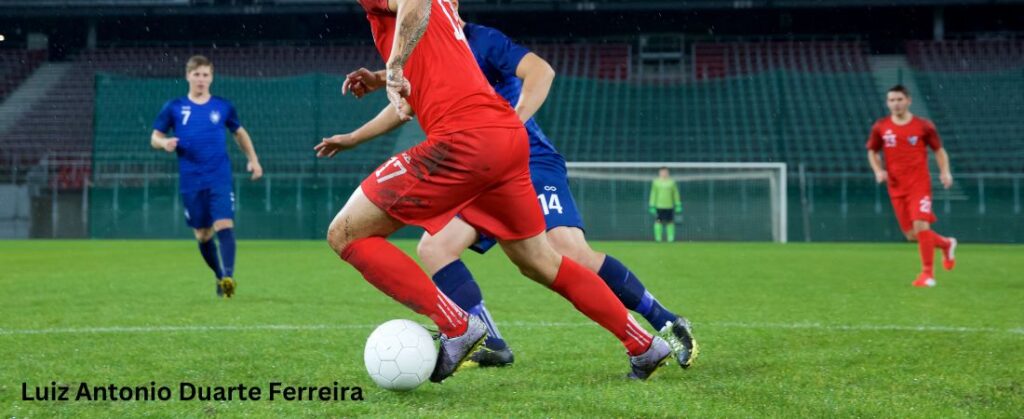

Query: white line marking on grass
left=0, top=321, right=1020, bottom=336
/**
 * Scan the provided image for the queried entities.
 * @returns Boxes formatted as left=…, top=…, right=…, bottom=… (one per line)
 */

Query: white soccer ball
left=364, top=319, right=437, bottom=391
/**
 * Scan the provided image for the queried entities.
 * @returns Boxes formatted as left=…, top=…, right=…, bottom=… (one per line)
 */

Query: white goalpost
left=565, top=162, right=788, bottom=243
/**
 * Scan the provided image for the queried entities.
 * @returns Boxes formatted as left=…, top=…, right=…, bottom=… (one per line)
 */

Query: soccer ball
left=364, top=319, right=437, bottom=391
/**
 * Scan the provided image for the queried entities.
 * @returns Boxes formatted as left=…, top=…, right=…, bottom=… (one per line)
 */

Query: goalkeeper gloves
left=648, top=206, right=656, bottom=215
left=675, top=205, right=682, bottom=214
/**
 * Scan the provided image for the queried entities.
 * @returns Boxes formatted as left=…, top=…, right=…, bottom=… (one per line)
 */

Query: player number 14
left=537, top=193, right=563, bottom=215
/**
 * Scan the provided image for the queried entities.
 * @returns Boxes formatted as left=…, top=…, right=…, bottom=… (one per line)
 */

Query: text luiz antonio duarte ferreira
left=22, top=381, right=365, bottom=402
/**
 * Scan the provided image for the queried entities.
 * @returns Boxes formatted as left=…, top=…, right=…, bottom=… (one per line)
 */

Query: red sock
left=917, top=230, right=936, bottom=275
left=341, top=237, right=467, bottom=336
left=549, top=256, right=653, bottom=356
left=920, top=229, right=951, bottom=250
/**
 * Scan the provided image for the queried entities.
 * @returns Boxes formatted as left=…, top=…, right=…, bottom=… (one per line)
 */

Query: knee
left=417, top=235, right=458, bottom=272
left=194, top=228, right=214, bottom=242
left=327, top=218, right=351, bottom=255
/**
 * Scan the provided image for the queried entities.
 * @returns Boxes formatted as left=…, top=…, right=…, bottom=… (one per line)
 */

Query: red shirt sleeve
left=924, top=120, right=942, bottom=150
left=865, top=122, right=883, bottom=151
left=358, top=0, right=392, bottom=15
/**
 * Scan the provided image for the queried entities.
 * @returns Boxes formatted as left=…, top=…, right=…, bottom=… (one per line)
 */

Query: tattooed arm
left=385, top=0, right=430, bottom=121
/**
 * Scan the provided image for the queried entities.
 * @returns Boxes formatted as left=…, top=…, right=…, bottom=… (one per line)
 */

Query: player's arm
left=867, top=150, right=887, bottom=184
left=232, top=127, right=263, bottom=181
left=342, top=68, right=387, bottom=99
left=514, top=53, right=555, bottom=123
left=648, top=181, right=657, bottom=215
left=315, top=105, right=408, bottom=158
left=384, top=0, right=430, bottom=121
left=865, top=124, right=887, bottom=184
left=935, top=147, right=953, bottom=189
left=150, top=130, right=177, bottom=153
left=672, top=182, right=682, bottom=213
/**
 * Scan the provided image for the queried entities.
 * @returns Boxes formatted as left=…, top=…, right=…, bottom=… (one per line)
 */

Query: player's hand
left=162, top=137, right=179, bottom=153
left=648, top=206, right=656, bottom=215
left=940, top=172, right=953, bottom=189
left=315, top=133, right=358, bottom=158
left=342, top=68, right=385, bottom=99
left=874, top=170, right=888, bottom=184
left=675, top=205, right=682, bottom=214
left=385, top=66, right=413, bottom=121
left=247, top=160, right=263, bottom=181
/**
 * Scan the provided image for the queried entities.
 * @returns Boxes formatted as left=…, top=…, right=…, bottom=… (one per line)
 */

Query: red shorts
left=890, top=189, right=938, bottom=232
left=360, top=127, right=545, bottom=241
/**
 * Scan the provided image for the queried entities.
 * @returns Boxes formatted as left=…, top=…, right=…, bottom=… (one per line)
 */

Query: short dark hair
left=659, top=167, right=669, bottom=171
left=887, top=84, right=910, bottom=98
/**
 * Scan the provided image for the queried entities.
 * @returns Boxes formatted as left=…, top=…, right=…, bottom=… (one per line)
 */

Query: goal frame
left=565, top=162, right=788, bottom=243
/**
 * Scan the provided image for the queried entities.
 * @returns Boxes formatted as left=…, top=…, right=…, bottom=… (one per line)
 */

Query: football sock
left=916, top=230, right=936, bottom=275
left=197, top=238, right=222, bottom=279
left=433, top=260, right=508, bottom=350
left=666, top=223, right=676, bottom=242
left=654, top=223, right=663, bottom=242
left=216, top=228, right=236, bottom=278
left=550, top=256, right=653, bottom=356
left=598, top=255, right=679, bottom=330
left=341, top=237, right=468, bottom=337
left=920, top=229, right=951, bottom=250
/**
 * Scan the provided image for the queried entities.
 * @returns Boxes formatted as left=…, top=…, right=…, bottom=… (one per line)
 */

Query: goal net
left=565, top=162, right=788, bottom=242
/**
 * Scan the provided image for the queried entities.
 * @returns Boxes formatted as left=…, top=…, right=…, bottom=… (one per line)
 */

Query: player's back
left=359, top=0, right=521, bottom=136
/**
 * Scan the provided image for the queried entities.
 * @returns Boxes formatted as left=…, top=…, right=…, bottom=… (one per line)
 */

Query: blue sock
left=198, top=239, right=222, bottom=279
left=597, top=255, right=679, bottom=330
left=216, top=228, right=236, bottom=278
left=433, top=260, right=508, bottom=350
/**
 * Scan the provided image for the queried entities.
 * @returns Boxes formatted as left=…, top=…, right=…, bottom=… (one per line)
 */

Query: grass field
left=1, top=240, right=1022, bottom=417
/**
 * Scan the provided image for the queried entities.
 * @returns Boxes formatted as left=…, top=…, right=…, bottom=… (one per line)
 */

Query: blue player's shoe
left=659, top=317, right=699, bottom=369
left=217, top=277, right=235, bottom=298
left=627, top=336, right=672, bottom=380
left=430, top=316, right=487, bottom=383
left=466, top=346, right=515, bottom=368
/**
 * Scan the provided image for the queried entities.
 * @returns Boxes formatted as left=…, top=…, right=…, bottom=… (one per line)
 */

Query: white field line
left=0, top=321, right=1020, bottom=336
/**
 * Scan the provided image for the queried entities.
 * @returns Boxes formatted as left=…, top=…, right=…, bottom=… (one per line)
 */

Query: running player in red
left=315, top=0, right=671, bottom=382
left=866, top=85, right=957, bottom=288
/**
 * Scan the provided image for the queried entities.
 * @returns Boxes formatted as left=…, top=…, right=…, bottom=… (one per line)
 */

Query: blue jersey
left=153, top=96, right=241, bottom=193
left=464, top=23, right=559, bottom=159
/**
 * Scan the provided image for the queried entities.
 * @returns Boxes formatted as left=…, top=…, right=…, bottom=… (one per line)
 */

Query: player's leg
left=208, top=186, right=238, bottom=297
left=328, top=187, right=472, bottom=340
left=653, top=220, right=664, bottom=242
left=667, top=221, right=677, bottom=242
left=547, top=226, right=697, bottom=368
left=183, top=189, right=224, bottom=295
left=497, top=234, right=670, bottom=379
left=417, top=218, right=514, bottom=365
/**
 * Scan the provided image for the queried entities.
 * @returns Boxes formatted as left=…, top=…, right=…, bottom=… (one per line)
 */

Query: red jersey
left=359, top=0, right=522, bottom=136
left=866, top=116, right=942, bottom=196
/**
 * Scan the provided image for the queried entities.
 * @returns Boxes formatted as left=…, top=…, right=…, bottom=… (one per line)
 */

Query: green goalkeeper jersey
left=649, top=178, right=681, bottom=209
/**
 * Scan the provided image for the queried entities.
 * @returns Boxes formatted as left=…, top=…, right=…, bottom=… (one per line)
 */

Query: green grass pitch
left=1, top=240, right=1022, bottom=417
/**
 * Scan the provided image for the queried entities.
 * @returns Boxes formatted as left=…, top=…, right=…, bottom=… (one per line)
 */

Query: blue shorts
left=470, top=155, right=584, bottom=254
left=181, top=186, right=235, bottom=229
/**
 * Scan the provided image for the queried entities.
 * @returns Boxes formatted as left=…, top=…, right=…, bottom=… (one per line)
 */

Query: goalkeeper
left=649, top=167, right=682, bottom=242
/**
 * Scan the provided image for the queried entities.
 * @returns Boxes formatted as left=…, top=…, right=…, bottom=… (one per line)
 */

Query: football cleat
left=942, top=237, right=957, bottom=271
left=465, top=346, right=515, bottom=368
left=912, top=273, right=936, bottom=288
left=430, top=316, right=487, bottom=383
left=627, top=336, right=672, bottom=380
left=659, top=317, right=699, bottom=369
left=218, top=277, right=236, bottom=298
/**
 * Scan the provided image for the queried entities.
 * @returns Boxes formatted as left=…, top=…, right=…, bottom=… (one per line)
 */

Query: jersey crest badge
left=907, top=136, right=918, bottom=146
left=210, top=110, right=221, bottom=124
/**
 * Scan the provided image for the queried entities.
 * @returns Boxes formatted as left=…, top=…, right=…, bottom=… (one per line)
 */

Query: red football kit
left=358, top=0, right=543, bottom=240
left=866, top=116, right=941, bottom=232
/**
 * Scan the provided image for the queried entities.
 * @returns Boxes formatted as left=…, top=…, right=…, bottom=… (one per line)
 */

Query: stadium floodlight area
left=566, top=162, right=787, bottom=243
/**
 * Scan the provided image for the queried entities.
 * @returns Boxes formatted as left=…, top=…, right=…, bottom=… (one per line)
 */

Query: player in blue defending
left=335, top=5, right=696, bottom=370
left=151, top=55, right=263, bottom=298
